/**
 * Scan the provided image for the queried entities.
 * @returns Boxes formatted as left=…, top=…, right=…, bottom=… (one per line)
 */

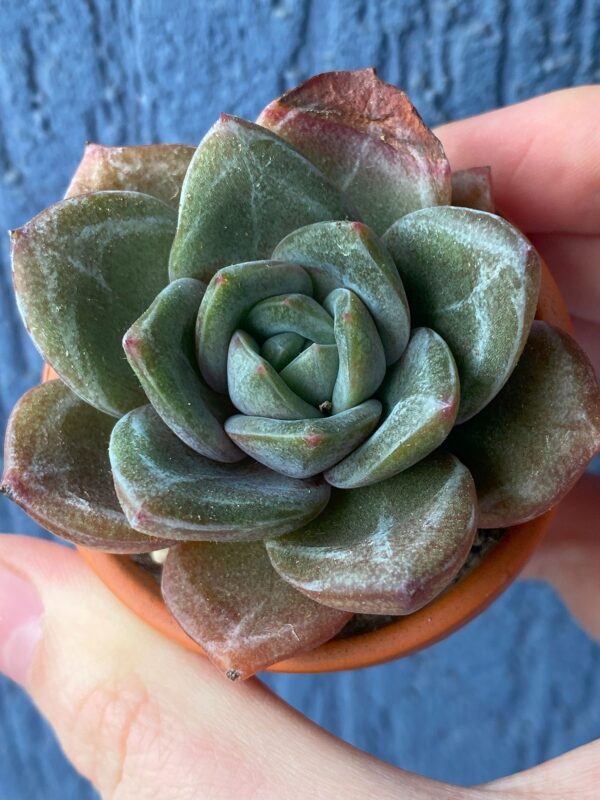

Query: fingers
left=530, top=233, right=600, bottom=325
left=572, top=316, right=600, bottom=376
left=435, top=86, right=600, bottom=234
left=482, top=739, right=600, bottom=797
left=0, top=535, right=453, bottom=800
left=0, top=536, right=263, bottom=799
left=522, top=473, right=600, bottom=644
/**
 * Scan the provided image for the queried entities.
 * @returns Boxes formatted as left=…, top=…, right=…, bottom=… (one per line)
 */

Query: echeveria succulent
left=2, top=69, right=600, bottom=680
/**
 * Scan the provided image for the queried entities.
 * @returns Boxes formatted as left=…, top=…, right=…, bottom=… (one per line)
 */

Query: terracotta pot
left=42, top=259, right=571, bottom=674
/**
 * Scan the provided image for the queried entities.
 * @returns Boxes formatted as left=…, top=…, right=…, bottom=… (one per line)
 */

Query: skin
left=0, top=86, right=599, bottom=799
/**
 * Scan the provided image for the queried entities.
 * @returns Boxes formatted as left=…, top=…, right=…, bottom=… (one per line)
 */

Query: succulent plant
left=2, top=69, right=600, bottom=680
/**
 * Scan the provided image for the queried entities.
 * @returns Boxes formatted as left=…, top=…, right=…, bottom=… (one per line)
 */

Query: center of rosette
left=198, top=263, right=388, bottom=422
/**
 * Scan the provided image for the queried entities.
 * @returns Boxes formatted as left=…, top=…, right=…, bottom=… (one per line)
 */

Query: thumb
left=0, top=535, right=444, bottom=800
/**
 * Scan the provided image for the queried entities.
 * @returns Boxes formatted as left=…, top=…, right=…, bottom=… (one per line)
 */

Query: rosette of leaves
left=3, top=70, right=600, bottom=680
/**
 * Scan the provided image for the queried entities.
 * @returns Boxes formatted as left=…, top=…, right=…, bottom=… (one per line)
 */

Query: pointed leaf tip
left=162, top=541, right=351, bottom=679
left=169, top=115, right=351, bottom=284
left=325, top=327, right=460, bottom=488
left=124, top=278, right=243, bottom=462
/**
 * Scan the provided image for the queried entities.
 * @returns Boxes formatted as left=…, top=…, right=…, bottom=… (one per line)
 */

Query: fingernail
left=0, top=564, right=43, bottom=685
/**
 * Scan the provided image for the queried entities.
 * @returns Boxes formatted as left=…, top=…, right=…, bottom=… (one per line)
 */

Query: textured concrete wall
left=0, top=1, right=599, bottom=796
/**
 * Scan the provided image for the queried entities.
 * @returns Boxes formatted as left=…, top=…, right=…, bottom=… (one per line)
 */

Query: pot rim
left=43, top=258, right=571, bottom=674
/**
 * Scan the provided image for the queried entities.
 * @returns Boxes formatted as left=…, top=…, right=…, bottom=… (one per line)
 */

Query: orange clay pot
left=42, top=259, right=572, bottom=674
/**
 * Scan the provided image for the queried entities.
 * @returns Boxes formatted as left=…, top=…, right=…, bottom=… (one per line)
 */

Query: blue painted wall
left=1, top=1, right=599, bottom=796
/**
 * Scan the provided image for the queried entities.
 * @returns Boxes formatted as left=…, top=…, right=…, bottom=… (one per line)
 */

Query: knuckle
left=65, top=675, right=161, bottom=798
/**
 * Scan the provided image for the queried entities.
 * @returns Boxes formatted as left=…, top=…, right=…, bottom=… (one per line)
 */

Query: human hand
left=436, top=85, right=600, bottom=644
left=1, top=86, right=599, bottom=799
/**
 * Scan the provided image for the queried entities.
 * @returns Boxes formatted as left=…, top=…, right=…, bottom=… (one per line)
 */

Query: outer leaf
left=109, top=406, right=331, bottom=541
left=196, top=260, right=313, bottom=392
left=66, top=143, right=195, bottom=207
left=323, top=288, right=386, bottom=413
left=383, top=207, right=540, bottom=422
left=267, top=453, right=477, bottom=615
left=227, top=331, right=321, bottom=419
left=162, top=542, right=351, bottom=680
left=451, top=166, right=494, bottom=213
left=169, top=114, right=351, bottom=283
left=11, top=191, right=176, bottom=417
left=225, top=400, right=382, bottom=478
left=1, top=381, right=168, bottom=553
left=123, top=279, right=243, bottom=462
left=280, top=344, right=339, bottom=406
left=450, top=322, right=600, bottom=527
left=257, top=68, right=451, bottom=234
left=273, top=221, right=410, bottom=363
left=244, top=293, right=334, bottom=344
left=261, top=332, right=305, bottom=371
left=326, top=328, right=459, bottom=488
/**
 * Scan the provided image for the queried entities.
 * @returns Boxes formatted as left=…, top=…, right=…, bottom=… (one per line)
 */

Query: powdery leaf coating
left=169, top=114, right=351, bottom=283
left=383, top=207, right=540, bottom=422
left=1, top=381, right=168, bottom=553
left=451, top=167, right=495, bottom=213
left=162, top=541, right=351, bottom=679
left=123, top=279, right=243, bottom=462
left=11, top=191, right=176, bottom=417
left=325, top=328, right=459, bottom=488
left=324, top=288, right=386, bottom=413
left=280, top=344, right=339, bottom=406
left=225, top=400, right=382, bottom=478
left=257, top=68, right=451, bottom=234
left=273, top=221, right=410, bottom=364
left=245, top=293, right=335, bottom=344
left=66, top=143, right=195, bottom=207
left=267, top=453, right=477, bottom=615
left=196, top=260, right=313, bottom=393
left=109, top=405, right=331, bottom=542
left=450, top=321, right=600, bottom=527
left=227, top=331, right=321, bottom=419
left=261, top=332, right=305, bottom=371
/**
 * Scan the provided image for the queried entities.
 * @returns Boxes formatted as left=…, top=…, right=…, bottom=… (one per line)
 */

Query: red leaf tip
left=122, top=333, right=142, bottom=355
left=305, top=433, right=323, bottom=448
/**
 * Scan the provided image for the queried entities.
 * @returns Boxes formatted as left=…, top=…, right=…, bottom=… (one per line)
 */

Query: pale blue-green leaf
left=325, top=328, right=459, bottom=488
left=225, top=400, right=381, bottom=478
left=110, top=406, right=331, bottom=541
left=267, top=453, right=477, bottom=614
left=261, top=332, right=306, bottom=371
left=244, top=293, right=334, bottom=344
left=196, top=260, right=312, bottom=392
left=383, top=207, right=540, bottom=421
left=227, top=331, right=321, bottom=419
left=123, top=278, right=243, bottom=462
left=273, top=221, right=410, bottom=364
left=279, top=344, right=339, bottom=406
left=169, top=114, right=351, bottom=283
left=324, top=288, right=386, bottom=413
